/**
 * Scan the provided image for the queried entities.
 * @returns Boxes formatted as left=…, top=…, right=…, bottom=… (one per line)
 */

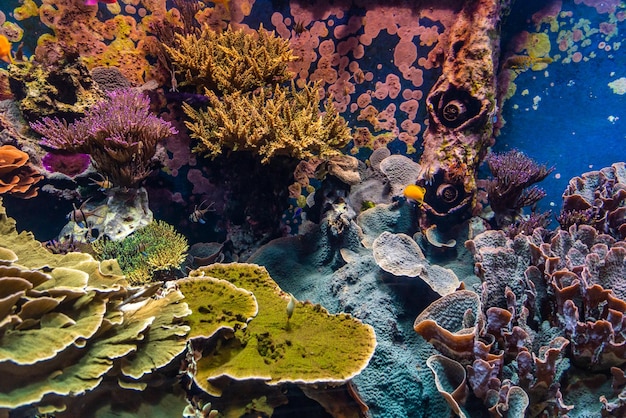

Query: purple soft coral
left=31, top=89, right=177, bottom=188
left=485, top=149, right=554, bottom=227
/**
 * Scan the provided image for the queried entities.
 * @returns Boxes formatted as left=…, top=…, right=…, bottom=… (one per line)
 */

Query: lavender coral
left=485, top=149, right=554, bottom=227
left=30, top=89, right=177, bottom=188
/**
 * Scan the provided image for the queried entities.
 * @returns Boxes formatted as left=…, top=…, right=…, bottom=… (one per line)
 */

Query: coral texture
left=8, top=57, right=106, bottom=122
left=0, top=198, right=190, bottom=415
left=165, top=24, right=297, bottom=94
left=559, top=162, right=626, bottom=239
left=31, top=89, right=177, bottom=188
left=0, top=144, right=43, bottom=198
left=184, top=81, right=350, bottom=164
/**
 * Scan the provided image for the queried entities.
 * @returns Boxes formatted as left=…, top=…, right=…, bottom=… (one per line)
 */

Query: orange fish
left=0, top=35, right=14, bottom=64
left=403, top=184, right=426, bottom=204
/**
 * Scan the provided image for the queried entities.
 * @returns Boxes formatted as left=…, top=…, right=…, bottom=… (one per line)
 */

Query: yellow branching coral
left=165, top=24, right=297, bottom=94
left=184, top=82, right=351, bottom=163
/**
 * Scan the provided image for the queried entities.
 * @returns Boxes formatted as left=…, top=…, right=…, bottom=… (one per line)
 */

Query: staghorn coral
left=0, top=197, right=191, bottom=415
left=30, top=89, right=177, bottom=188
left=484, top=149, right=554, bottom=227
left=184, top=81, right=351, bottom=164
left=165, top=24, right=297, bottom=94
left=92, top=219, right=189, bottom=284
left=0, top=144, right=43, bottom=198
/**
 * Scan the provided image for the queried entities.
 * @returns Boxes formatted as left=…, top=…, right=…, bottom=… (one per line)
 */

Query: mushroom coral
left=0, top=198, right=191, bottom=415
left=180, top=263, right=377, bottom=396
left=0, top=144, right=43, bottom=198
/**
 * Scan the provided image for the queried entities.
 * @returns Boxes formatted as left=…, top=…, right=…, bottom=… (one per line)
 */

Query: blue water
left=496, top=0, right=626, bottom=216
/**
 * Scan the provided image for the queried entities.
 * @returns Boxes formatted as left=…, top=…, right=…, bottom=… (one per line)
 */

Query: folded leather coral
left=0, top=144, right=43, bottom=198
left=0, top=198, right=191, bottom=415
left=559, top=162, right=626, bottom=239
left=415, top=222, right=626, bottom=417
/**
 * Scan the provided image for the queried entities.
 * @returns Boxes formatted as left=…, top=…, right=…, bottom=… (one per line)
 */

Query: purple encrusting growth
left=31, top=89, right=177, bottom=188
left=485, top=149, right=554, bottom=226
left=41, top=152, right=91, bottom=178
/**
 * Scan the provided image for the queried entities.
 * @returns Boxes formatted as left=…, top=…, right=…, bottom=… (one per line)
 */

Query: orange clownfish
left=0, top=35, right=14, bottom=65
left=403, top=184, right=426, bottom=205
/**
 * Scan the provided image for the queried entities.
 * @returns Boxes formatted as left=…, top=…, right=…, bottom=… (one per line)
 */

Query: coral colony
left=0, top=0, right=625, bottom=417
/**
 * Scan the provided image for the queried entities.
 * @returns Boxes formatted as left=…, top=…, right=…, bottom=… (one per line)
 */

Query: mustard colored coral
left=166, top=24, right=297, bottom=94
left=184, top=81, right=351, bottom=163
left=0, top=198, right=191, bottom=414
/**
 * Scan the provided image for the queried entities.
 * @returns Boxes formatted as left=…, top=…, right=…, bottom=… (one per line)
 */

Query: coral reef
left=417, top=0, right=503, bottom=231
left=92, top=220, right=189, bottom=284
left=559, top=162, right=626, bottom=239
left=184, top=81, right=351, bottom=164
left=0, top=198, right=191, bottom=415
left=8, top=56, right=106, bottom=122
left=0, top=144, right=43, bottom=198
left=415, top=220, right=626, bottom=417
left=484, top=149, right=554, bottom=227
left=31, top=89, right=177, bottom=188
left=166, top=24, right=297, bottom=94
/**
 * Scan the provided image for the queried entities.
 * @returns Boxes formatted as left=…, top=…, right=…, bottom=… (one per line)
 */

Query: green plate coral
left=182, top=263, right=377, bottom=395
left=0, top=198, right=191, bottom=415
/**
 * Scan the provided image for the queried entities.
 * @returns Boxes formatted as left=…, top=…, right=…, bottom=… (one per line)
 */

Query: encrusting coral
left=92, top=220, right=189, bottom=284
left=184, top=81, right=351, bottom=164
left=165, top=24, right=297, bottom=94
left=8, top=56, right=106, bottom=122
left=0, top=144, right=43, bottom=198
left=30, top=89, right=177, bottom=188
left=0, top=198, right=191, bottom=415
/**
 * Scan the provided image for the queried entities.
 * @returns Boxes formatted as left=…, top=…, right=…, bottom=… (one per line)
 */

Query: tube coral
left=30, top=89, right=177, bottom=188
